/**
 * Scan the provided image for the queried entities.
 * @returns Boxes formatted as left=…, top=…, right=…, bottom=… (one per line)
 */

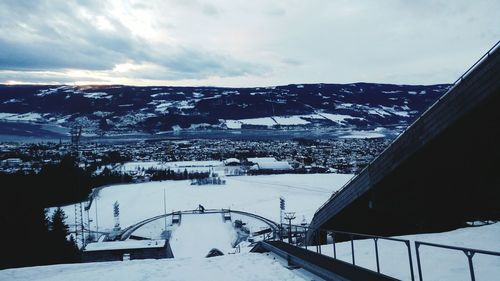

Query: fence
left=415, top=241, right=500, bottom=281
left=277, top=224, right=415, bottom=281
left=275, top=223, right=500, bottom=281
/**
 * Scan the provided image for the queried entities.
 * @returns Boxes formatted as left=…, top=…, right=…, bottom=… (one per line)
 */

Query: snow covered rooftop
left=223, top=158, right=240, bottom=165
left=247, top=157, right=278, bottom=163
left=253, top=161, right=292, bottom=170
left=84, top=240, right=166, bottom=251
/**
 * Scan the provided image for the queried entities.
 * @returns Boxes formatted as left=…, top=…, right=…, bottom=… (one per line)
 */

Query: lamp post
left=284, top=212, right=296, bottom=244
left=163, top=188, right=167, bottom=232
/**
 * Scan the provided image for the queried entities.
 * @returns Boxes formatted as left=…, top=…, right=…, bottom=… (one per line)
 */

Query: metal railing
left=313, top=40, right=500, bottom=219
left=415, top=241, right=500, bottom=281
left=278, top=224, right=415, bottom=281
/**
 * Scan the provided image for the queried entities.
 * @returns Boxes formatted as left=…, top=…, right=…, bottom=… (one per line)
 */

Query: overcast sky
left=0, top=0, right=498, bottom=87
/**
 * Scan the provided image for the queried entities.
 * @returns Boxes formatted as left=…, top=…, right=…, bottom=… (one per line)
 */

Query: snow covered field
left=6, top=171, right=500, bottom=280
left=0, top=253, right=317, bottom=281
left=224, top=114, right=365, bottom=129
left=61, top=173, right=353, bottom=234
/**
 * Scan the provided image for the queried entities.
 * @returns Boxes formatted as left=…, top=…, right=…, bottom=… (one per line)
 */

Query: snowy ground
left=309, top=223, right=500, bottom=281
left=60, top=173, right=353, bottom=234
left=0, top=253, right=319, bottom=281
left=39, top=171, right=499, bottom=281
left=169, top=213, right=237, bottom=258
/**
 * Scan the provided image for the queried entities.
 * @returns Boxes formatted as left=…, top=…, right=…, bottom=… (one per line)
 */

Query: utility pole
left=284, top=212, right=296, bottom=244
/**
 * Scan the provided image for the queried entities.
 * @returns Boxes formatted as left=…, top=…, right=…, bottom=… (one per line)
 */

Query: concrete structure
left=309, top=42, right=500, bottom=239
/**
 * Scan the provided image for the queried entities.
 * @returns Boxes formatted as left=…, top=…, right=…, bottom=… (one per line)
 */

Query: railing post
left=464, top=250, right=476, bottom=281
left=332, top=232, right=336, bottom=259
left=415, top=242, right=423, bottom=281
left=315, top=231, right=320, bottom=253
left=374, top=238, right=380, bottom=273
left=318, top=230, right=322, bottom=254
left=350, top=234, right=355, bottom=265
left=304, top=227, right=307, bottom=250
left=405, top=240, right=415, bottom=281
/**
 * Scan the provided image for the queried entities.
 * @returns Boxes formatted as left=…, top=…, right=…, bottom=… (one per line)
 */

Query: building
left=82, top=239, right=174, bottom=262
left=247, top=157, right=292, bottom=171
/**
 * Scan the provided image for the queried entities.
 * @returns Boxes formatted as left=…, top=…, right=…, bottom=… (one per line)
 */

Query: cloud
left=0, top=0, right=499, bottom=86
left=0, top=0, right=264, bottom=82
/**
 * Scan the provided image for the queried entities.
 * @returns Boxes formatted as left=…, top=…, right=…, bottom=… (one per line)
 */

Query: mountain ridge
left=0, top=83, right=450, bottom=138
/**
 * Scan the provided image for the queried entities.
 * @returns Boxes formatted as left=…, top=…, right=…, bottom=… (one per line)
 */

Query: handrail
left=314, top=40, right=500, bottom=218
left=415, top=240, right=500, bottom=281
left=279, top=224, right=415, bottom=281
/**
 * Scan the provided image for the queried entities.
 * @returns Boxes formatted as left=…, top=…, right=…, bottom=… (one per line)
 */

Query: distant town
left=0, top=137, right=390, bottom=180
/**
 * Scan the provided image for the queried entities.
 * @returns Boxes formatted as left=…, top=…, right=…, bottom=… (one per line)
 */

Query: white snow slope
left=0, top=253, right=314, bottom=281
left=63, top=173, right=353, bottom=233
left=169, top=213, right=237, bottom=258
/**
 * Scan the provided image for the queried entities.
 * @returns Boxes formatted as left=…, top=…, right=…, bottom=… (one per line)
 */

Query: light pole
left=284, top=212, right=296, bottom=244
left=163, top=188, right=167, bottom=233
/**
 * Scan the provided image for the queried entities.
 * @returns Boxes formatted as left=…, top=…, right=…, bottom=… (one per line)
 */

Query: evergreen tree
left=50, top=207, right=69, bottom=240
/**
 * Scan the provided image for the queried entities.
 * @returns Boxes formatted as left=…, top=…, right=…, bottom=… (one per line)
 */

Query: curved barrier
left=117, top=208, right=279, bottom=241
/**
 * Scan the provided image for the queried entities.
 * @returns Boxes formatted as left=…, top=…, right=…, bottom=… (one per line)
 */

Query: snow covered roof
left=223, top=158, right=240, bottom=164
left=247, top=157, right=277, bottom=164
left=256, top=161, right=292, bottom=170
left=84, top=240, right=166, bottom=251
left=247, top=157, right=291, bottom=170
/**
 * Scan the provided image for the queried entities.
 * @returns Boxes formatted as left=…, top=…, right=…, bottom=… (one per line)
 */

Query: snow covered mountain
left=0, top=83, right=449, bottom=138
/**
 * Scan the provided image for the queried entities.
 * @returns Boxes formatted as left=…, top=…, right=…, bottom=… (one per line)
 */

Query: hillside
left=0, top=83, right=449, bottom=138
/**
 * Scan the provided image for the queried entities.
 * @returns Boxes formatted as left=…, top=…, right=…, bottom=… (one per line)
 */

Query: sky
left=0, top=0, right=499, bottom=87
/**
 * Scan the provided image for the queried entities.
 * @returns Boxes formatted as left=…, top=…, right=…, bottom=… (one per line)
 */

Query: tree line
left=0, top=154, right=133, bottom=269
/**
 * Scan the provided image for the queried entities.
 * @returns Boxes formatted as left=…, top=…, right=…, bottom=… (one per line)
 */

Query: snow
left=83, top=92, right=111, bottom=99
left=247, top=157, right=278, bottom=163
left=36, top=86, right=69, bottom=97
left=310, top=223, right=500, bottom=281
left=0, top=112, right=43, bottom=122
left=118, top=160, right=223, bottom=173
left=273, top=116, right=310, bottom=126
left=2, top=98, right=22, bottom=104
left=253, top=161, right=292, bottom=170
left=319, top=113, right=363, bottom=123
left=0, top=253, right=311, bottom=281
left=340, top=127, right=386, bottom=139
left=11, top=166, right=500, bottom=280
left=237, top=117, right=277, bottom=127
left=85, top=240, right=165, bottom=251
left=58, top=173, right=353, bottom=234
left=224, top=120, right=243, bottom=129
left=150, top=92, right=170, bottom=98
left=225, top=114, right=365, bottom=128
left=169, top=213, right=237, bottom=257
left=380, top=105, right=410, bottom=117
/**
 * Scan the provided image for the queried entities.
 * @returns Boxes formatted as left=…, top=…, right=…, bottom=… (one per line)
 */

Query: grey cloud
left=0, top=70, right=106, bottom=84
left=0, top=0, right=264, bottom=81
